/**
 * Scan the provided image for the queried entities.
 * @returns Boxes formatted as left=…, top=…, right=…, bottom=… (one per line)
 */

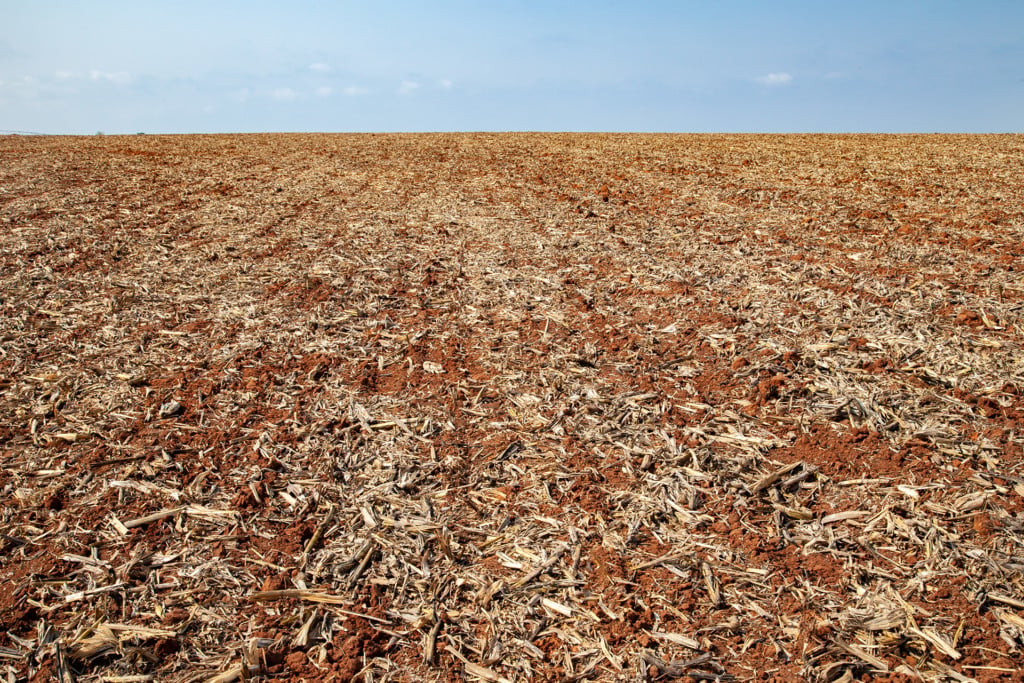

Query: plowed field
left=2, top=133, right=1023, bottom=682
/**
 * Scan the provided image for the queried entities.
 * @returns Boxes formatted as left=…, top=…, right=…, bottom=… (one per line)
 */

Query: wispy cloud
left=758, top=72, right=792, bottom=86
left=308, top=62, right=330, bottom=73
left=315, top=85, right=333, bottom=97
left=88, top=69, right=133, bottom=85
left=438, top=78, right=453, bottom=89
left=398, top=80, right=419, bottom=95
left=271, top=87, right=297, bottom=101
left=2, top=73, right=80, bottom=100
left=343, top=85, right=368, bottom=96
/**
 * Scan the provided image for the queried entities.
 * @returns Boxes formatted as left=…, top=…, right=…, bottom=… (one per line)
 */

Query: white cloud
left=398, top=80, right=419, bottom=95
left=0, top=74, right=77, bottom=100
left=309, top=62, right=330, bottom=73
left=89, top=69, right=133, bottom=85
left=54, top=70, right=74, bottom=80
left=315, top=85, right=333, bottom=97
left=271, top=87, right=297, bottom=101
left=0, top=75, right=37, bottom=97
left=230, top=87, right=251, bottom=103
left=438, top=78, right=453, bottom=89
left=343, top=85, right=368, bottom=96
left=758, top=72, right=792, bottom=86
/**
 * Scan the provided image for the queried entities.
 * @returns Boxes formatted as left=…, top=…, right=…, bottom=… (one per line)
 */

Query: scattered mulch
left=1, top=133, right=1023, bottom=682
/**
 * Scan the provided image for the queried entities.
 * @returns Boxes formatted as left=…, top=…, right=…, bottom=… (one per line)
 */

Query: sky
left=1, top=0, right=1022, bottom=134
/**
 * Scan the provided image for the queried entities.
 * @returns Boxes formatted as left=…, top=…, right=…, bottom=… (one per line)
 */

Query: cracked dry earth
left=1, top=133, right=1024, bottom=682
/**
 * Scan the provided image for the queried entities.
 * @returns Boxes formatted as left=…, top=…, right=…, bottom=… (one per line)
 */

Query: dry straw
left=1, top=133, right=1022, bottom=681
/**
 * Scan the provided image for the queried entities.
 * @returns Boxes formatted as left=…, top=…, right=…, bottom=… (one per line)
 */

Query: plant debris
left=2, top=133, right=1023, bottom=681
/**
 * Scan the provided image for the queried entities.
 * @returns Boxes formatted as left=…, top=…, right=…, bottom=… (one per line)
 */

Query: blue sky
left=2, top=1, right=1022, bottom=134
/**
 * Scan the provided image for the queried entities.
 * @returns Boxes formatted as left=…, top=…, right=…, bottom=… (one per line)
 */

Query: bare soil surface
left=2, top=133, right=1023, bottom=682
